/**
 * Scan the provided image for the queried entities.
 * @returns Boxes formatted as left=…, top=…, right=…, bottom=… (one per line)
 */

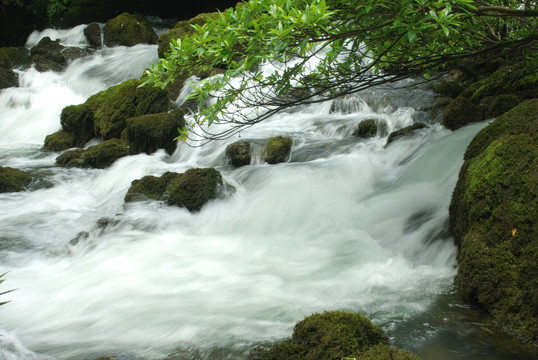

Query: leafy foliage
left=144, top=0, right=537, bottom=143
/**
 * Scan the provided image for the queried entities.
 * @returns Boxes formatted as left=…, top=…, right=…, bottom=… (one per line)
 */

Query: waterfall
left=0, top=26, right=535, bottom=360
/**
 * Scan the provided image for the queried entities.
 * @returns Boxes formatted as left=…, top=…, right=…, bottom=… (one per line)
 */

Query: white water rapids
left=1, top=26, right=535, bottom=360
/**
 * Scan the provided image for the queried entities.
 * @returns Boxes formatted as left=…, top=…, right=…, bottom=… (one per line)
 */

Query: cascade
left=0, top=25, right=535, bottom=360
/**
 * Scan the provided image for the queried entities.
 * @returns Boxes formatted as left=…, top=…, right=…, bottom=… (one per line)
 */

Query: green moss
left=0, top=166, right=32, bottom=193
left=0, top=67, right=17, bottom=89
left=259, top=311, right=413, bottom=360
left=43, top=130, right=77, bottom=152
left=449, top=128, right=538, bottom=344
left=442, top=96, right=483, bottom=130
left=103, top=12, right=157, bottom=47
left=124, top=173, right=174, bottom=202
left=166, top=168, right=222, bottom=212
left=225, top=140, right=251, bottom=167
left=353, top=119, right=378, bottom=138
left=433, top=80, right=463, bottom=98
left=122, top=109, right=184, bottom=155
left=56, top=139, right=129, bottom=169
left=386, top=123, right=428, bottom=145
left=0, top=47, right=31, bottom=69
left=266, top=136, right=292, bottom=164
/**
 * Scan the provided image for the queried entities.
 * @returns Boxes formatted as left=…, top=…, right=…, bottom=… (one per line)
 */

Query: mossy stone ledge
left=103, top=12, right=157, bottom=47
left=43, top=130, right=77, bottom=152
left=449, top=99, right=538, bottom=344
left=56, top=139, right=130, bottom=169
left=0, top=166, right=32, bottom=193
left=256, top=311, right=420, bottom=360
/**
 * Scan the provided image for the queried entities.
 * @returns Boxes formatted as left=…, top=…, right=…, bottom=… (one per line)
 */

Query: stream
left=0, top=25, right=536, bottom=360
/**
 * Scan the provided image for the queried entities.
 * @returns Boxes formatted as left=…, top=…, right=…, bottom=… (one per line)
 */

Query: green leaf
left=407, top=29, right=417, bottom=42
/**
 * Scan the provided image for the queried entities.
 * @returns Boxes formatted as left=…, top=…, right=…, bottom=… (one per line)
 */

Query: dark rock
left=259, top=311, right=420, bottom=360
left=225, top=141, right=251, bottom=167
left=485, top=93, right=522, bottom=118
left=386, top=123, right=429, bottom=145
left=30, top=37, right=66, bottom=72
left=0, top=166, right=32, bottom=193
left=166, top=168, right=223, bottom=212
left=124, top=173, right=174, bottom=202
left=43, top=130, right=77, bottom=152
left=0, top=47, right=31, bottom=69
left=56, top=139, right=129, bottom=169
left=266, top=136, right=292, bottom=164
left=352, top=119, right=377, bottom=138
left=84, top=23, right=102, bottom=47
left=432, top=80, right=464, bottom=98
left=442, top=96, right=483, bottom=130
left=103, top=12, right=158, bottom=47
left=122, top=109, right=185, bottom=155
left=0, top=67, right=18, bottom=89
left=449, top=99, right=538, bottom=344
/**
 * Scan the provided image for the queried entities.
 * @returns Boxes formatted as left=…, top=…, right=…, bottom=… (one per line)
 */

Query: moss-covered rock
left=386, top=123, right=429, bottom=145
left=226, top=140, right=251, bottom=167
left=157, top=12, right=219, bottom=58
left=166, top=168, right=223, bottom=212
left=0, top=47, right=31, bottom=69
left=56, top=139, right=129, bottom=169
left=433, top=80, right=464, bottom=98
left=449, top=99, right=538, bottom=344
left=484, top=94, right=522, bottom=119
left=125, top=168, right=223, bottom=212
left=103, top=12, right=157, bottom=47
left=43, top=130, right=77, bottom=152
left=30, top=37, right=66, bottom=72
left=259, top=311, right=420, bottom=360
left=442, top=96, right=483, bottom=130
left=122, top=109, right=184, bottom=155
left=266, top=136, right=292, bottom=164
left=0, top=67, right=18, bottom=89
left=352, top=119, right=378, bottom=138
left=84, top=23, right=102, bottom=48
left=0, top=166, right=32, bottom=193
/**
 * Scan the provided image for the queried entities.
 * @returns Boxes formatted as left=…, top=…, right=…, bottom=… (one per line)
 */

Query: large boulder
left=0, top=67, right=18, bottom=89
left=257, top=311, right=420, bottom=360
left=43, top=130, right=77, bottom=152
left=442, top=96, right=483, bottom=130
left=266, top=136, right=292, bottom=164
left=0, top=166, right=32, bottom=193
left=352, top=119, right=378, bottom=138
left=103, top=13, right=157, bottom=47
left=84, top=23, right=102, bottom=48
left=30, top=36, right=66, bottom=72
left=122, top=109, right=184, bottom=155
left=226, top=140, right=251, bottom=167
left=449, top=99, right=538, bottom=344
left=125, top=168, right=223, bottom=212
left=432, top=80, right=464, bottom=98
left=56, top=138, right=130, bottom=169
left=57, top=78, right=170, bottom=147
left=0, top=47, right=31, bottom=69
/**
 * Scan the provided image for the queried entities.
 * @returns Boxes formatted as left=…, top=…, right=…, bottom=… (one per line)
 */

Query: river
left=0, top=24, right=536, bottom=360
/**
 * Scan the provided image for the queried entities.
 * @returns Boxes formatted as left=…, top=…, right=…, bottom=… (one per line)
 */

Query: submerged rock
left=385, top=123, right=428, bottom=145
left=56, top=138, right=129, bottom=169
left=266, top=136, right=292, bottom=164
left=122, top=109, right=185, bottom=155
left=0, top=166, right=32, bottom=193
left=125, top=168, right=223, bottom=212
left=226, top=140, right=251, bottom=167
left=352, top=119, right=377, bottom=138
left=257, top=311, right=420, bottom=360
left=449, top=99, right=538, bottom=345
left=103, top=12, right=157, bottom=47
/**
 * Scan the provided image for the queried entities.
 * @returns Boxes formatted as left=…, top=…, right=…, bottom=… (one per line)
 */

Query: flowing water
left=0, top=26, right=536, bottom=360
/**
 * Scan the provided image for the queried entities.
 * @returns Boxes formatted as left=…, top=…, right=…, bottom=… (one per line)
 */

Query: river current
left=0, top=25, right=536, bottom=360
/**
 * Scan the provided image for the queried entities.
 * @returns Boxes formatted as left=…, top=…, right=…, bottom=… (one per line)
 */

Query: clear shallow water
left=0, top=26, right=536, bottom=360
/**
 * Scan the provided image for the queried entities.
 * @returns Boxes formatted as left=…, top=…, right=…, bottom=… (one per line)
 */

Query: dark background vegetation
left=0, top=0, right=239, bottom=46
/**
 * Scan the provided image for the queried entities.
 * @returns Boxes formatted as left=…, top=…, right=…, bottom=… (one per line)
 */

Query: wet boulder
left=157, top=12, right=218, bottom=58
left=484, top=93, right=522, bottom=119
left=125, top=168, right=223, bottom=212
left=30, top=36, right=66, bottom=72
left=0, top=67, right=18, bottom=89
left=0, top=47, right=31, bottom=69
left=43, top=130, right=77, bottom=152
left=122, top=109, right=185, bottom=155
left=266, top=136, right=292, bottom=164
left=226, top=141, right=251, bottom=167
left=449, top=99, right=538, bottom=344
left=84, top=23, right=102, bottom=48
left=103, top=12, right=158, bottom=47
left=352, top=119, right=377, bottom=138
left=56, top=138, right=130, bottom=169
left=385, top=123, right=428, bottom=145
left=0, top=166, right=32, bottom=193
left=257, top=311, right=420, bottom=360
left=441, top=96, right=483, bottom=130
left=432, top=80, right=464, bottom=98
